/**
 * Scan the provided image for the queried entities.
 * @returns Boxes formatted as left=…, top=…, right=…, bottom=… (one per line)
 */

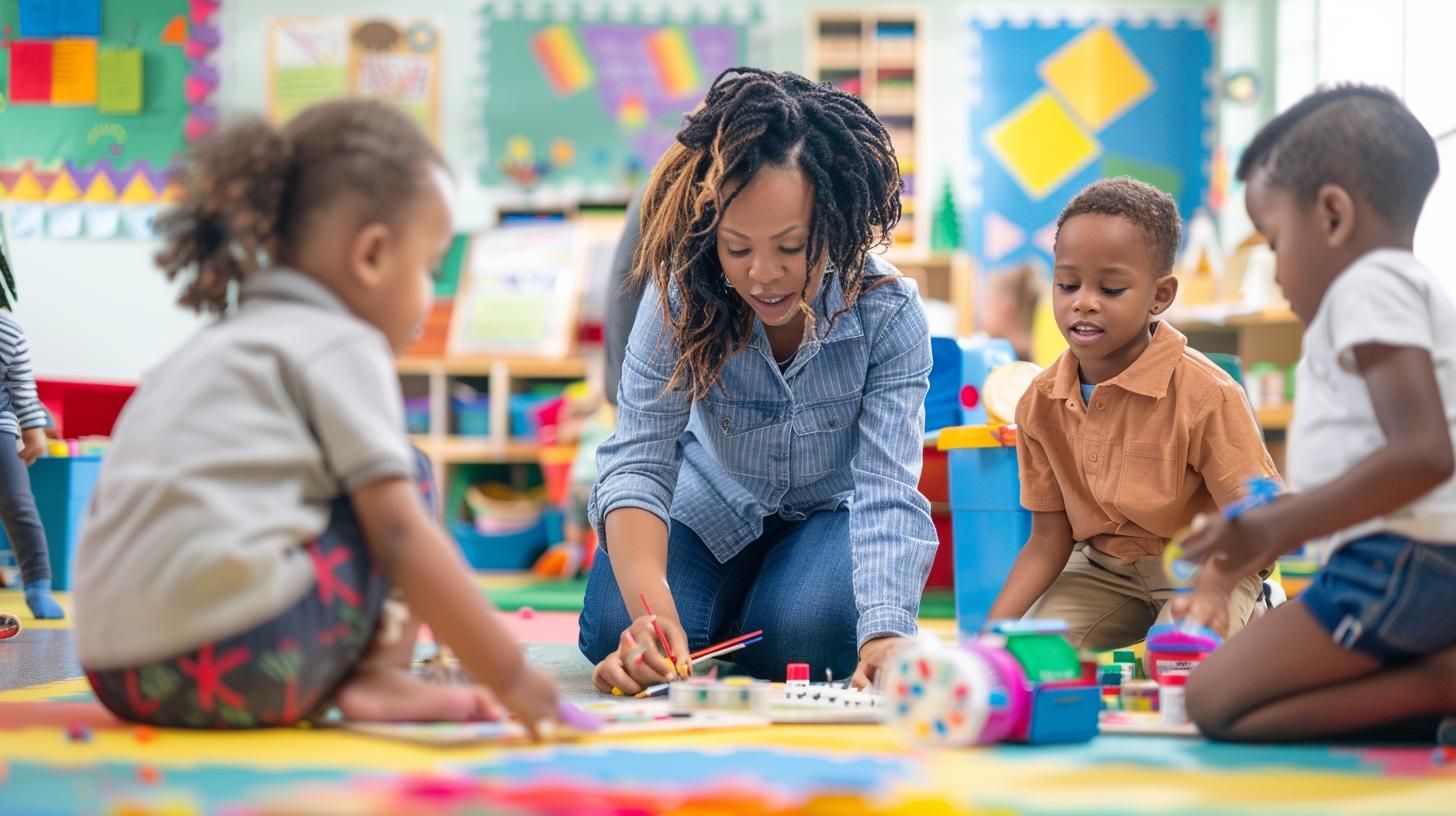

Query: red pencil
left=639, top=592, right=678, bottom=666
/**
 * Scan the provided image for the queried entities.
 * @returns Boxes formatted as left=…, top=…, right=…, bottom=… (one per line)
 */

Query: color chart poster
left=479, top=1, right=757, bottom=192
left=964, top=9, right=1214, bottom=274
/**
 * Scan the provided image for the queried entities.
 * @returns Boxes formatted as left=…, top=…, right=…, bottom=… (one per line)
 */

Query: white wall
left=1276, top=0, right=1456, bottom=296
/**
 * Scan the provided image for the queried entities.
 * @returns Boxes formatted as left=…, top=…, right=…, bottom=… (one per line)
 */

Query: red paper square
left=8, top=40, right=54, bottom=104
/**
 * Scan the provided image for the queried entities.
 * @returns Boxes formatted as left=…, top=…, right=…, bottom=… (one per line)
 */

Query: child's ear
left=1316, top=184, right=1357, bottom=248
left=349, top=222, right=392, bottom=288
left=1150, top=272, right=1179, bottom=315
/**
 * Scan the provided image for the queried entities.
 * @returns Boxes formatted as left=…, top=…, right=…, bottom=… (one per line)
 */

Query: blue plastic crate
left=451, top=396, right=490, bottom=437
left=449, top=507, right=560, bottom=570
left=0, top=456, right=101, bottom=591
left=942, top=431, right=1031, bottom=638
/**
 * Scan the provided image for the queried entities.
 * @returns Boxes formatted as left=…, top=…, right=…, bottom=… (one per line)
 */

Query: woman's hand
left=851, top=635, right=912, bottom=690
left=591, top=614, right=691, bottom=695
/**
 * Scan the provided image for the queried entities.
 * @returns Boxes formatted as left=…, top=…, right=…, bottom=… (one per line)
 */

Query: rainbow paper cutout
left=530, top=24, right=594, bottom=97
left=161, top=16, right=188, bottom=46
left=617, top=91, right=648, bottom=130
left=646, top=28, right=702, bottom=99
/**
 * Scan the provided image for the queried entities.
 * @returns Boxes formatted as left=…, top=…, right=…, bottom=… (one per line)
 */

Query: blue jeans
left=579, top=511, right=858, bottom=682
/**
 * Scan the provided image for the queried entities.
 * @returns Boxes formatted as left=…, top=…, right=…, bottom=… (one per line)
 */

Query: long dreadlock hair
left=154, top=98, right=445, bottom=314
left=634, top=67, right=902, bottom=400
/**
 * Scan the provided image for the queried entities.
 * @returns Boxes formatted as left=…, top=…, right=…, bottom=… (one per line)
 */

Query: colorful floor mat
left=4, top=593, right=1456, bottom=814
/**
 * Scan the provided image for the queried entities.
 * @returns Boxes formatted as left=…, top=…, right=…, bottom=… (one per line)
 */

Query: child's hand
left=592, top=614, right=690, bottom=695
left=1180, top=505, right=1281, bottom=579
left=1169, top=587, right=1231, bottom=638
left=496, top=663, right=560, bottom=741
left=851, top=635, right=912, bottom=690
left=18, top=428, right=45, bottom=465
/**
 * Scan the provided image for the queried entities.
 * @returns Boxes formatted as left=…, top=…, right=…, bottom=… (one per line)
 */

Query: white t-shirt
left=1289, top=249, right=1456, bottom=557
left=74, top=270, right=415, bottom=669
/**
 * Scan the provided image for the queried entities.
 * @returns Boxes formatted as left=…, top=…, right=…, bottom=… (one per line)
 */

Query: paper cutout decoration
left=7, top=170, right=47, bottom=202
left=19, top=0, right=100, bottom=38
left=8, top=41, right=54, bottom=104
left=184, top=22, right=220, bottom=60
left=983, top=211, right=1026, bottom=263
left=646, top=28, right=701, bottom=98
left=85, top=206, right=121, bottom=238
left=530, top=24, right=593, bottom=96
left=185, top=103, right=218, bottom=141
left=190, top=0, right=219, bottom=25
left=161, top=16, right=188, bottom=45
left=8, top=205, right=46, bottom=238
left=98, top=48, right=145, bottom=114
left=44, top=168, right=82, bottom=203
left=46, top=205, right=83, bottom=238
left=120, top=171, right=159, bottom=204
left=81, top=170, right=119, bottom=203
left=51, top=38, right=99, bottom=105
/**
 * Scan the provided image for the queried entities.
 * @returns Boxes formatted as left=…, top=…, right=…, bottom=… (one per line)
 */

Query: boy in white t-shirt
left=1176, top=85, right=1456, bottom=743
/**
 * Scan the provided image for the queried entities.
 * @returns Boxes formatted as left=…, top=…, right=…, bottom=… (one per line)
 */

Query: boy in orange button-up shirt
left=987, top=178, right=1279, bottom=650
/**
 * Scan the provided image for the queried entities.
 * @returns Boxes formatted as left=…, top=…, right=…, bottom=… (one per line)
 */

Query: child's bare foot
left=336, top=667, right=500, bottom=722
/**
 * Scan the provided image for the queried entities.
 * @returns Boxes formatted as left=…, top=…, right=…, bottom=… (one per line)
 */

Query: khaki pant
left=1028, top=543, right=1264, bottom=651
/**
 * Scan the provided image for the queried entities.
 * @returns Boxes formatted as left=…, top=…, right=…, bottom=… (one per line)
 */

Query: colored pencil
left=639, top=592, right=678, bottom=666
left=689, top=629, right=765, bottom=662
left=631, top=641, right=762, bottom=699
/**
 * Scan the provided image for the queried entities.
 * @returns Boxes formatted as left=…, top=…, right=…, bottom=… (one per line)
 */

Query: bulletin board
left=265, top=16, right=442, bottom=142
left=449, top=222, right=587, bottom=359
left=963, top=8, right=1214, bottom=275
left=0, top=0, right=221, bottom=239
left=478, top=1, right=758, bottom=192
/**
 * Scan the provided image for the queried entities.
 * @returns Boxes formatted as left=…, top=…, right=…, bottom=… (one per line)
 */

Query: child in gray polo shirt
left=74, top=100, right=559, bottom=733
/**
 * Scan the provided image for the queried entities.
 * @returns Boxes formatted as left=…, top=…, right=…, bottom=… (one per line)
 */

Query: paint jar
left=1112, top=650, right=1139, bottom=682
left=1160, top=684, right=1188, bottom=726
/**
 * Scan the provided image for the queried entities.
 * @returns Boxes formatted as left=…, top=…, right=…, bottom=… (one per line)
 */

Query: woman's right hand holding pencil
left=592, top=613, right=691, bottom=695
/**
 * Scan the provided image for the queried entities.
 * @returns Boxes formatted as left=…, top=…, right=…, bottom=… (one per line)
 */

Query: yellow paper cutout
left=1039, top=26, right=1154, bottom=132
left=44, top=169, right=82, bottom=203
left=8, top=171, right=47, bottom=202
left=119, top=172, right=158, bottom=204
left=160, top=181, right=185, bottom=203
left=985, top=91, right=1099, bottom=201
left=51, top=38, right=99, bottom=105
left=82, top=171, right=119, bottom=203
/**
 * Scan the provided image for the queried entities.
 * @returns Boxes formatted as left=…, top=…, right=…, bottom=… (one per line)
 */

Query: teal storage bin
left=451, top=396, right=490, bottom=437
left=449, top=506, right=560, bottom=570
left=0, top=456, right=101, bottom=591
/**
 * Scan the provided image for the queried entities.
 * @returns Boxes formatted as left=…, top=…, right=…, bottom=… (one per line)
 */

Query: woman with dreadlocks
left=582, top=68, right=935, bottom=692
left=0, top=234, right=62, bottom=619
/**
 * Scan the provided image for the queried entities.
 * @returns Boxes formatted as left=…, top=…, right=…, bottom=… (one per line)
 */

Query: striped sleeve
left=0, top=317, right=47, bottom=430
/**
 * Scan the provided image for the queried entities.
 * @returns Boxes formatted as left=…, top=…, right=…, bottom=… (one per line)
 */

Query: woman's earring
left=723, top=273, right=734, bottom=289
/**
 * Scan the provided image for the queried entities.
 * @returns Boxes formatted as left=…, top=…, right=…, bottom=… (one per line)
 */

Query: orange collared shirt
left=1016, top=322, right=1279, bottom=562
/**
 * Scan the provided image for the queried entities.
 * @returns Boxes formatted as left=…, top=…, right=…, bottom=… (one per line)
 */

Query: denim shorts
left=1301, top=533, right=1456, bottom=664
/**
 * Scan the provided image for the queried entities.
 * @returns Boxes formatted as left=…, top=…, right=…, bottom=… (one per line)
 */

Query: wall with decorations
left=8, top=0, right=1277, bottom=381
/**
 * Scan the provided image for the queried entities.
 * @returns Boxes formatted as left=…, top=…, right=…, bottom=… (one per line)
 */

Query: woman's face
left=716, top=165, right=826, bottom=330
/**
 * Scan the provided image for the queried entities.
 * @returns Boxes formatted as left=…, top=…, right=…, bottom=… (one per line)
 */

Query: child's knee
left=1184, top=667, right=1240, bottom=740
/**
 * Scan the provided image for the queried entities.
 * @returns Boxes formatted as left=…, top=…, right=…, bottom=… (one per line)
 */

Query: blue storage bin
left=940, top=426, right=1030, bottom=639
left=1026, top=684, right=1102, bottom=744
left=403, top=397, right=431, bottom=435
left=451, top=396, right=490, bottom=437
left=449, top=507, right=560, bottom=570
left=509, top=395, right=550, bottom=440
left=0, top=456, right=101, bottom=591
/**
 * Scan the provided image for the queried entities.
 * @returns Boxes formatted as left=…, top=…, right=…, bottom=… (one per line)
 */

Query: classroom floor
left=2, top=583, right=1455, bottom=815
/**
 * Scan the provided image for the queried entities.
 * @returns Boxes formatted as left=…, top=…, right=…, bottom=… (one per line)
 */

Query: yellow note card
left=51, top=37, right=98, bottom=105
left=97, top=47, right=144, bottom=114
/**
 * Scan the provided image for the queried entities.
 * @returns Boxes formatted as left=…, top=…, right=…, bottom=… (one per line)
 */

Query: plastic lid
left=1112, top=650, right=1138, bottom=664
left=983, top=361, right=1042, bottom=424
left=786, top=663, right=810, bottom=683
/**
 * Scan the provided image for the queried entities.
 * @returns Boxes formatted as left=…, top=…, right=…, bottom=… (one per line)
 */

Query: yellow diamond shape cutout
left=1039, top=26, right=1154, bottom=131
left=985, top=91, right=1100, bottom=201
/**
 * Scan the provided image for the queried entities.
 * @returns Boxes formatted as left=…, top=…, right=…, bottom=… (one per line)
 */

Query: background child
left=987, top=178, right=1279, bottom=650
left=979, top=261, right=1042, bottom=362
left=1181, top=85, right=1456, bottom=743
left=73, top=100, right=558, bottom=731
left=0, top=238, right=62, bottom=619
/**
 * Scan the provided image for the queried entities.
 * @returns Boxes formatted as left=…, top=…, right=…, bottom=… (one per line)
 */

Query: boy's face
left=1052, top=213, right=1178, bottom=382
left=1244, top=170, right=1343, bottom=324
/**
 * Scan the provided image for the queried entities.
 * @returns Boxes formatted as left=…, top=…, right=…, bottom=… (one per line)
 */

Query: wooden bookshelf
left=806, top=10, right=925, bottom=251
